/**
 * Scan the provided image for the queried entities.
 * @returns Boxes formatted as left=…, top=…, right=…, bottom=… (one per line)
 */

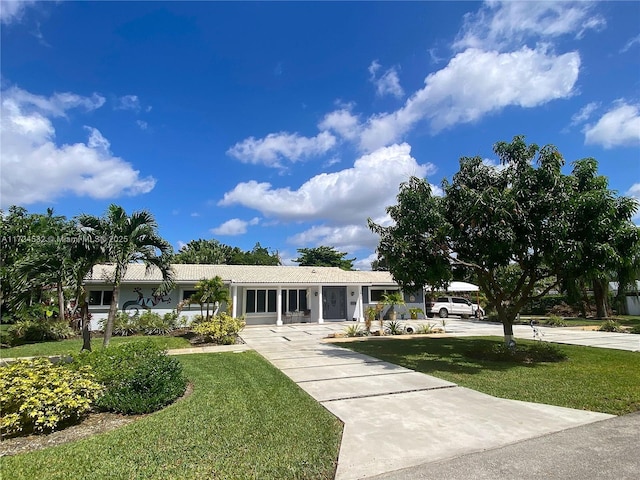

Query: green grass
left=1, top=351, right=343, bottom=479
left=559, top=316, right=640, bottom=328
left=338, top=336, right=640, bottom=415
left=1, top=335, right=191, bottom=358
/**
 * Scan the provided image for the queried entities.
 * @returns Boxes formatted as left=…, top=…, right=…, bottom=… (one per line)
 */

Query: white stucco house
left=85, top=264, right=427, bottom=330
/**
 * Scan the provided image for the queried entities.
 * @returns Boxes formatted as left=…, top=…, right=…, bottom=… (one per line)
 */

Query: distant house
left=85, top=264, right=426, bottom=329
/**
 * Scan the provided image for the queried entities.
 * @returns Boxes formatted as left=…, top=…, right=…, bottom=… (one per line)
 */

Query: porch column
left=231, top=285, right=238, bottom=319
left=317, top=286, right=324, bottom=324
left=356, top=284, right=364, bottom=322
left=276, top=287, right=283, bottom=326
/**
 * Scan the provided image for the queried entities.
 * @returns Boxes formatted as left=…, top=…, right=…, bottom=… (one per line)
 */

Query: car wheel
left=439, top=308, right=448, bottom=318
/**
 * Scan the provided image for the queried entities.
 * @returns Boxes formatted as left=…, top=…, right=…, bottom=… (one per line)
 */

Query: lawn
left=1, top=335, right=191, bottom=358
left=559, top=316, right=640, bottom=328
left=338, top=336, right=640, bottom=416
left=1, top=351, right=343, bottom=480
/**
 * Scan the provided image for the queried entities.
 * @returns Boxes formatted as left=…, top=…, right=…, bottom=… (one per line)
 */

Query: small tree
left=193, top=276, right=230, bottom=321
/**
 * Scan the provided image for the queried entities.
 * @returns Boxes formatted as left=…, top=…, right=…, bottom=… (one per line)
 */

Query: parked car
left=425, top=296, right=484, bottom=319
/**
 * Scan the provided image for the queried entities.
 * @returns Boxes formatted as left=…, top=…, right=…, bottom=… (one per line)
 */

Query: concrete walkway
left=240, top=322, right=617, bottom=480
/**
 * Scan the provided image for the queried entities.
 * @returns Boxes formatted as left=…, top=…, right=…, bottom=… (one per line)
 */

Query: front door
left=323, top=287, right=347, bottom=320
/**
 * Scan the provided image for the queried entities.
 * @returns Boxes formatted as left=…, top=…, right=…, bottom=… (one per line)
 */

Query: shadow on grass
left=328, top=337, right=553, bottom=377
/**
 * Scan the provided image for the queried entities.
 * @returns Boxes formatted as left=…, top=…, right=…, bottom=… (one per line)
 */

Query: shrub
left=599, top=320, right=622, bottom=332
left=544, top=315, right=567, bottom=327
left=137, top=311, right=177, bottom=335
left=100, top=311, right=140, bottom=336
left=416, top=323, right=436, bottom=334
left=466, top=341, right=568, bottom=363
left=384, top=320, right=404, bottom=335
left=72, top=340, right=186, bottom=415
left=0, top=359, right=102, bottom=437
left=191, top=313, right=245, bottom=345
left=344, top=324, right=363, bottom=337
left=7, top=318, right=75, bottom=344
left=630, top=325, right=640, bottom=335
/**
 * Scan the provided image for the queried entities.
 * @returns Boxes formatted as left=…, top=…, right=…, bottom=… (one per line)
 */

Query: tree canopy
left=174, top=239, right=280, bottom=265
left=294, top=246, right=355, bottom=271
left=369, top=136, right=639, bottom=344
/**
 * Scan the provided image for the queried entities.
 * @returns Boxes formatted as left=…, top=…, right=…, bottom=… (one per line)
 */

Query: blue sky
left=1, top=1, right=639, bottom=269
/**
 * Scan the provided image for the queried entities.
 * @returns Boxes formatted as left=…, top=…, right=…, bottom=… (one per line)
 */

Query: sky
left=1, top=1, right=639, bottom=269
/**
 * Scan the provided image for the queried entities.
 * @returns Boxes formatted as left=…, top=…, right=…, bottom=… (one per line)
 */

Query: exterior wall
left=626, top=295, right=640, bottom=315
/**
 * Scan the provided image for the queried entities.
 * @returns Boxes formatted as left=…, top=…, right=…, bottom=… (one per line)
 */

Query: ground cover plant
left=1, top=352, right=343, bottom=480
left=338, top=336, right=640, bottom=415
left=1, top=335, right=191, bottom=358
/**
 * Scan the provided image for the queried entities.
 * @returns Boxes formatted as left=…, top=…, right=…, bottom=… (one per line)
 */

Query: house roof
left=87, top=264, right=396, bottom=286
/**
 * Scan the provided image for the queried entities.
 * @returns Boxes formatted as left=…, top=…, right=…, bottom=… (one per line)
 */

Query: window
left=283, top=289, right=308, bottom=312
left=370, top=289, right=399, bottom=302
left=453, top=298, right=470, bottom=305
left=182, top=290, right=197, bottom=301
left=246, top=289, right=278, bottom=313
left=245, top=289, right=308, bottom=313
left=88, top=290, right=112, bottom=306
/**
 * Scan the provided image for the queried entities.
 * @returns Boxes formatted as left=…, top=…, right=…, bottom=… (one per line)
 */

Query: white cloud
left=226, top=131, right=337, bottom=167
left=358, top=46, right=580, bottom=150
left=0, top=85, right=156, bottom=207
left=570, top=102, right=600, bottom=126
left=136, top=120, right=148, bottom=130
left=318, top=108, right=361, bottom=141
left=115, top=95, right=141, bottom=111
left=0, top=0, right=37, bottom=24
left=584, top=101, right=640, bottom=148
left=220, top=143, right=435, bottom=225
left=211, top=217, right=260, bottom=236
left=369, top=60, right=404, bottom=98
left=454, top=1, right=605, bottom=51
left=627, top=184, right=640, bottom=222
left=621, top=34, right=640, bottom=53
left=288, top=224, right=378, bottom=253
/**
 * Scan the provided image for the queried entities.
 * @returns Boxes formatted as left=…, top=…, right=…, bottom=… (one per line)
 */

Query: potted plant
left=381, top=291, right=405, bottom=322
left=409, top=307, right=423, bottom=320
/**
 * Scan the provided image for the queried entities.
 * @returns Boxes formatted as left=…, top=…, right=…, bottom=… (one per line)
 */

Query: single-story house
left=85, top=264, right=427, bottom=329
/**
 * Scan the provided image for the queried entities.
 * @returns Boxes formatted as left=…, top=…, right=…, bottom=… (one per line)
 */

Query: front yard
left=338, top=336, right=640, bottom=415
left=1, top=351, right=343, bottom=480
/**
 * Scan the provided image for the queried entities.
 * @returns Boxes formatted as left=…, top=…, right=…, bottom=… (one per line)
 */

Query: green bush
left=599, top=320, right=622, bottom=332
left=416, top=323, right=436, bottom=334
left=344, top=324, right=363, bottom=337
left=466, top=341, right=568, bottom=363
left=630, top=325, right=640, bottom=335
left=192, top=313, right=246, bottom=345
left=0, top=359, right=102, bottom=437
left=100, top=311, right=140, bottom=336
left=544, top=315, right=567, bottom=327
left=138, top=311, right=177, bottom=335
left=7, top=318, right=75, bottom=344
left=72, top=340, right=186, bottom=415
left=384, top=320, right=404, bottom=335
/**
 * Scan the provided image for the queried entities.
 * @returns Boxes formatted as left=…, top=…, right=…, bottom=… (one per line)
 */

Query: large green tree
left=562, top=159, right=639, bottom=318
left=78, top=205, right=174, bottom=347
left=294, top=246, right=355, bottom=271
left=370, top=136, right=638, bottom=344
left=173, top=239, right=234, bottom=264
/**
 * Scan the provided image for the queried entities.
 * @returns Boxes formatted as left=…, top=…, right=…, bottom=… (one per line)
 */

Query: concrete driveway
left=240, top=322, right=617, bottom=480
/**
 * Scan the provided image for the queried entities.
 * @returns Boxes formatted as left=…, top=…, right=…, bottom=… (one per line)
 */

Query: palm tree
left=193, top=276, right=229, bottom=321
left=78, top=205, right=174, bottom=347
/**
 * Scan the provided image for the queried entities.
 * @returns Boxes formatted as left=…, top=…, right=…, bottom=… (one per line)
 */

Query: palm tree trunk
left=57, top=281, right=65, bottom=323
left=104, top=285, right=120, bottom=347
left=81, top=301, right=92, bottom=352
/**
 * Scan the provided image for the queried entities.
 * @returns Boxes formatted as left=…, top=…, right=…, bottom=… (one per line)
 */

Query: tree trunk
left=497, top=306, right=516, bottom=346
left=104, top=285, right=120, bottom=347
left=80, top=301, right=92, bottom=352
left=593, top=279, right=609, bottom=319
left=57, top=282, right=65, bottom=323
